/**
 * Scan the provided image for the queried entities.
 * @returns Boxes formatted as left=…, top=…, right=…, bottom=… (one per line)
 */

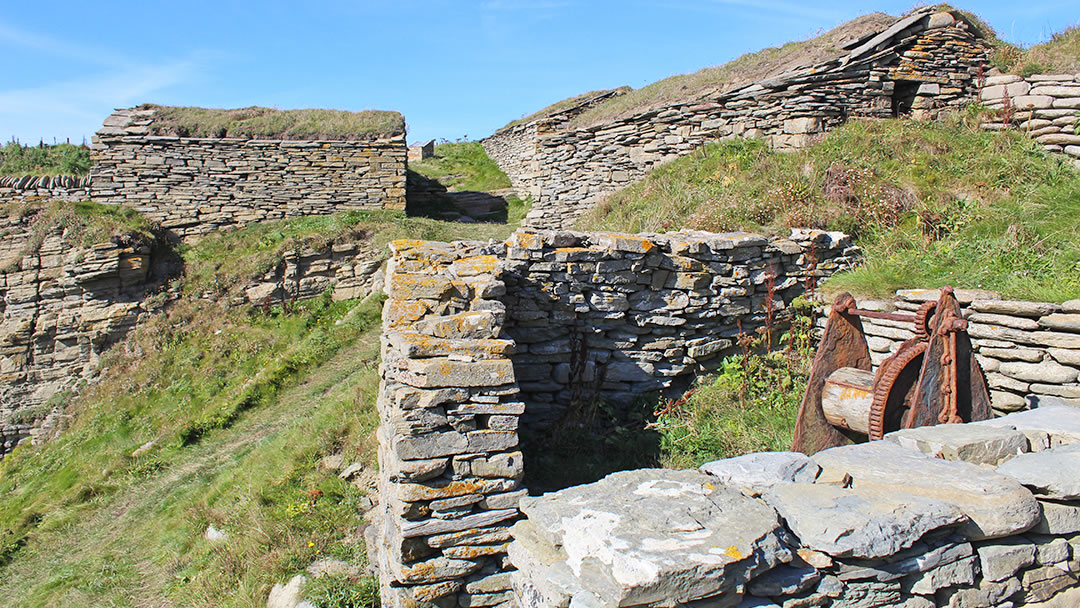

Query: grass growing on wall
left=0, top=201, right=159, bottom=272
left=0, top=141, right=91, bottom=176
left=578, top=114, right=1080, bottom=303
left=145, top=105, right=405, bottom=140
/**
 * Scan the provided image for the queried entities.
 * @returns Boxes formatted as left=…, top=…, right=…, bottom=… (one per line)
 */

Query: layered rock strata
left=979, top=73, right=1080, bottom=169
left=372, top=227, right=855, bottom=606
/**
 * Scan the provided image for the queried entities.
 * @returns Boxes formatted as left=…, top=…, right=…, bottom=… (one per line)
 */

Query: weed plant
left=0, top=141, right=91, bottom=176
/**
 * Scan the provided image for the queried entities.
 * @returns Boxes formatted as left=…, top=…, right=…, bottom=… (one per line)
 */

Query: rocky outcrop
left=90, top=107, right=408, bottom=238
left=0, top=219, right=157, bottom=455
left=508, top=409, right=1080, bottom=607
left=484, top=8, right=989, bottom=229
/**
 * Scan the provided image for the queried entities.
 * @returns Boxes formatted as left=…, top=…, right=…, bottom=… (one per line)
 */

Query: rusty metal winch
left=792, top=286, right=993, bottom=455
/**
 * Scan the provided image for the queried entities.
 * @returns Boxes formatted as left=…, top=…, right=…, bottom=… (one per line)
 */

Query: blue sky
left=1, top=1, right=1075, bottom=146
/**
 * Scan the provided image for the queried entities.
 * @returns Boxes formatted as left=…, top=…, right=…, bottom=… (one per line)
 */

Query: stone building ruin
left=483, top=7, right=991, bottom=229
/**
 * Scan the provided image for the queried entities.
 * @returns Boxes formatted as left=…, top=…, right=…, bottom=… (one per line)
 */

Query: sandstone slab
left=977, top=405, right=1080, bottom=446
left=812, top=441, right=1039, bottom=540
left=997, top=443, right=1080, bottom=500
left=763, top=482, right=964, bottom=558
left=511, top=468, right=790, bottom=607
left=700, top=451, right=820, bottom=494
left=976, top=537, right=1036, bottom=581
left=885, top=424, right=1028, bottom=466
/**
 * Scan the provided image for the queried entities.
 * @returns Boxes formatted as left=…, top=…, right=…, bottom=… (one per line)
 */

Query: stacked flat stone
left=483, top=8, right=989, bottom=229
left=502, top=228, right=856, bottom=431
left=0, top=174, right=91, bottom=204
left=222, top=242, right=384, bottom=308
left=839, top=289, right=1080, bottom=415
left=373, top=238, right=526, bottom=608
left=507, top=407, right=1080, bottom=607
left=980, top=73, right=1080, bottom=169
left=90, top=107, right=407, bottom=238
left=372, top=228, right=855, bottom=605
left=0, top=218, right=153, bottom=456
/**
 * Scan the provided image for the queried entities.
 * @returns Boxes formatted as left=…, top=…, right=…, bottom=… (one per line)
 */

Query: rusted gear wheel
left=868, top=339, right=928, bottom=440
left=915, top=301, right=937, bottom=341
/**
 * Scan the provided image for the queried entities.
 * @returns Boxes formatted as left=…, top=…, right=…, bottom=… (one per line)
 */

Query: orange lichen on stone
left=384, top=299, right=431, bottom=327
left=451, top=255, right=498, bottom=277
left=506, top=231, right=544, bottom=250
left=595, top=232, right=656, bottom=254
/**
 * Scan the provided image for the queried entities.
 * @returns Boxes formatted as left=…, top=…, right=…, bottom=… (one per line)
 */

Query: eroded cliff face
left=0, top=213, right=157, bottom=455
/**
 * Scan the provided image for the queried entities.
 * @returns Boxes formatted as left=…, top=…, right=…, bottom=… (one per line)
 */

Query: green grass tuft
left=578, top=115, right=1080, bottom=302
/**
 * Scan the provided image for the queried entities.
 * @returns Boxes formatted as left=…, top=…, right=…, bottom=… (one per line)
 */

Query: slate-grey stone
left=977, top=405, right=1080, bottom=446
left=511, top=468, right=790, bottom=607
left=700, top=451, right=820, bottom=494
left=885, top=424, right=1028, bottom=466
left=763, top=482, right=965, bottom=558
left=902, top=555, right=977, bottom=594
left=812, top=441, right=1040, bottom=540
left=746, top=564, right=820, bottom=597
left=976, top=538, right=1036, bottom=581
left=996, top=443, right=1080, bottom=500
left=1032, top=499, right=1080, bottom=534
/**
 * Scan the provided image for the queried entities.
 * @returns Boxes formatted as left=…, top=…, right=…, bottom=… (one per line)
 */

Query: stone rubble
left=499, top=412, right=1080, bottom=608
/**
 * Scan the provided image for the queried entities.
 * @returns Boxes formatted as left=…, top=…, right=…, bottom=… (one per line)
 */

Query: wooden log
left=822, top=367, right=875, bottom=435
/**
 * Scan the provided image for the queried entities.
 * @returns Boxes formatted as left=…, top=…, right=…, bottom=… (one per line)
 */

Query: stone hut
left=483, top=7, right=991, bottom=229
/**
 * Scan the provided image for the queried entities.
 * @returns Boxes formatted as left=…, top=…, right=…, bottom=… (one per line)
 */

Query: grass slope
left=578, top=114, right=1080, bottom=303
left=0, top=207, right=524, bottom=607
left=409, top=142, right=512, bottom=192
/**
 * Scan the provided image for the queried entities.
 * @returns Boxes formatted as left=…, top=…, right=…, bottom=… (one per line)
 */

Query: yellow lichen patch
left=384, top=299, right=431, bottom=327
left=451, top=255, right=499, bottom=277
left=507, top=231, right=544, bottom=250
left=723, top=545, right=744, bottom=560
left=595, top=232, right=656, bottom=254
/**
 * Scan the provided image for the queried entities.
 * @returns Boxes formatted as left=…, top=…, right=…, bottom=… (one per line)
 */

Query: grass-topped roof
left=141, top=104, right=405, bottom=141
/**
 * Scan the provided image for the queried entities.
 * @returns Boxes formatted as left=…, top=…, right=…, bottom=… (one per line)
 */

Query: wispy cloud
left=0, top=20, right=208, bottom=143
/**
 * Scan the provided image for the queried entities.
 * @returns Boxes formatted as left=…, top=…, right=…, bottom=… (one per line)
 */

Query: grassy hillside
left=0, top=209, right=523, bottom=608
left=567, top=13, right=894, bottom=128
left=578, top=113, right=1080, bottom=303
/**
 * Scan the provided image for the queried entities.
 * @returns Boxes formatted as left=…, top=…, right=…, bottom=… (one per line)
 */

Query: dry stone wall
left=483, top=8, right=989, bottom=229
left=0, top=175, right=91, bottom=205
left=979, top=73, right=1080, bottom=169
left=511, top=407, right=1080, bottom=607
left=0, top=216, right=155, bottom=456
left=371, top=227, right=857, bottom=606
left=842, top=289, right=1080, bottom=417
left=90, top=107, right=407, bottom=238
